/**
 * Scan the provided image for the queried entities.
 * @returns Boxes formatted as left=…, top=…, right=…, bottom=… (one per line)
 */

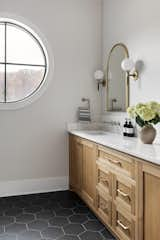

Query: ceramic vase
left=139, top=125, right=156, bottom=144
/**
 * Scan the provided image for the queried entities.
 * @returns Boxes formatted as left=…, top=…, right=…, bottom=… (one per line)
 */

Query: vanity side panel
left=142, top=164, right=160, bottom=240
left=69, top=134, right=83, bottom=194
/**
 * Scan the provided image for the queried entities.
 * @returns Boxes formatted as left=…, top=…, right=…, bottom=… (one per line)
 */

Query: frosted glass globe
left=94, top=70, right=104, bottom=80
left=121, top=58, right=135, bottom=71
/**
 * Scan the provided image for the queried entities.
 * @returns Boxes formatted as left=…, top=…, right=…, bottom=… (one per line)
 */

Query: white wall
left=0, top=0, right=102, bottom=195
left=102, top=0, right=160, bottom=140
left=102, top=0, right=160, bottom=110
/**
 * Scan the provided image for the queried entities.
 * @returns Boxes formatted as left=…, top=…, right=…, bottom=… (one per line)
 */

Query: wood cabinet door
left=69, top=135, right=82, bottom=193
left=81, top=140, right=97, bottom=208
left=96, top=188, right=112, bottom=226
left=143, top=166, right=160, bottom=240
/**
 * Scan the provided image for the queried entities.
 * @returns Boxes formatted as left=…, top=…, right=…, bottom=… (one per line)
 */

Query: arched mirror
left=104, top=43, right=129, bottom=112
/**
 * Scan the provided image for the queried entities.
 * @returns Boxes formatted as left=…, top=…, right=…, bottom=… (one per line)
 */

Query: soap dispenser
left=123, top=118, right=128, bottom=136
left=127, top=119, right=134, bottom=137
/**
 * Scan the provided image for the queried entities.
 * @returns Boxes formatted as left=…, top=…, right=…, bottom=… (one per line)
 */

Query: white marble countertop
left=69, top=130, right=160, bottom=166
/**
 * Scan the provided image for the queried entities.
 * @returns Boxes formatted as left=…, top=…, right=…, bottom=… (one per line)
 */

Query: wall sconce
left=121, top=58, right=139, bottom=81
left=94, top=70, right=106, bottom=91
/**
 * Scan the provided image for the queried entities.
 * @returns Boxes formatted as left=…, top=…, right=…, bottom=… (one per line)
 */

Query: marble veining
left=69, top=130, right=160, bottom=166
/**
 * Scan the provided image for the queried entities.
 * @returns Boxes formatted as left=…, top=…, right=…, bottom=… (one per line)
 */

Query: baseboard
left=0, top=176, right=69, bottom=197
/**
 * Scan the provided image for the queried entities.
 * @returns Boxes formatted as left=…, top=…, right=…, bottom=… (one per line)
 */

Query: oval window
left=0, top=19, right=48, bottom=103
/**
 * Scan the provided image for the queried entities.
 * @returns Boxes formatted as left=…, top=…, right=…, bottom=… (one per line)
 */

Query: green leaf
left=150, top=115, right=160, bottom=125
left=136, top=115, right=145, bottom=127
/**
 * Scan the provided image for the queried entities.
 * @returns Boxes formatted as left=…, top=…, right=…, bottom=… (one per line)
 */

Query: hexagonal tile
left=28, top=220, right=48, bottom=231
left=51, top=191, right=72, bottom=200
left=0, top=226, right=4, bottom=234
left=73, top=207, right=89, bottom=215
left=16, top=214, right=35, bottom=223
left=17, top=230, right=41, bottom=240
left=43, top=202, right=60, bottom=211
left=76, top=199, right=86, bottom=207
left=79, top=231, right=103, bottom=240
left=41, top=226, right=63, bottom=239
left=59, top=200, right=76, bottom=209
left=5, top=223, right=26, bottom=234
left=5, top=208, right=23, bottom=217
left=24, top=206, right=41, bottom=214
left=31, top=198, right=47, bottom=206
left=36, top=210, right=54, bottom=220
left=20, top=195, right=37, bottom=202
left=49, top=216, right=69, bottom=227
left=63, top=223, right=85, bottom=235
left=87, top=213, right=97, bottom=220
left=13, top=200, right=30, bottom=209
left=55, top=209, right=73, bottom=217
left=0, top=203, right=13, bottom=212
left=58, top=236, right=79, bottom=240
left=0, top=234, right=16, bottom=240
left=101, top=228, right=115, bottom=239
left=69, top=214, right=88, bottom=224
left=0, top=191, right=115, bottom=240
left=6, top=196, right=21, bottom=204
left=0, top=216, right=14, bottom=226
left=84, top=220, right=104, bottom=231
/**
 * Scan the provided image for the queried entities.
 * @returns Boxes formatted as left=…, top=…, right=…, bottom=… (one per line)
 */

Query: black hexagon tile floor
left=0, top=191, right=116, bottom=239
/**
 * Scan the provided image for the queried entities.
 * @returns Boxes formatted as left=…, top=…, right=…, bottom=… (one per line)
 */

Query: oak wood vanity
left=69, top=133, right=160, bottom=240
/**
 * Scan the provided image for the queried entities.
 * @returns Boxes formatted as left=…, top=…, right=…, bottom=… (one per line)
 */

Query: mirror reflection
left=105, top=43, right=129, bottom=112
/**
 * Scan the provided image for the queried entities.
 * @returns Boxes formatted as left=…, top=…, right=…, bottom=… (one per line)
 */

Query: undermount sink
left=83, top=130, right=108, bottom=135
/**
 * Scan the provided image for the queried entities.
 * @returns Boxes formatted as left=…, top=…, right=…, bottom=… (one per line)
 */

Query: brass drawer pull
left=117, top=189, right=129, bottom=198
left=117, top=220, right=129, bottom=230
left=108, top=159, right=121, bottom=166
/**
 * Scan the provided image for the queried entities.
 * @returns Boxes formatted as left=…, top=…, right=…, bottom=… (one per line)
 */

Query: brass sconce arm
left=122, top=58, right=139, bottom=81
left=94, top=70, right=106, bottom=91
left=97, top=79, right=106, bottom=91
left=127, top=70, right=139, bottom=81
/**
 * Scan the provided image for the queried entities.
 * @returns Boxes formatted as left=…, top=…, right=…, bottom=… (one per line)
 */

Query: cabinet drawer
left=112, top=203, right=135, bottom=240
left=96, top=188, right=112, bottom=225
left=98, top=146, right=135, bottom=179
left=113, top=174, right=135, bottom=215
left=96, top=161, right=112, bottom=195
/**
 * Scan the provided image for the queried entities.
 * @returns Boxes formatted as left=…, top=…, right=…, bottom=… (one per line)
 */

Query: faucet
left=111, top=98, right=117, bottom=111
left=81, top=98, right=90, bottom=111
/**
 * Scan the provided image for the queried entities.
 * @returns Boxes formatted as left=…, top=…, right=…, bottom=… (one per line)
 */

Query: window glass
left=7, top=24, right=45, bottom=65
left=6, top=65, right=45, bottom=102
left=0, top=19, right=47, bottom=104
left=0, top=24, right=5, bottom=62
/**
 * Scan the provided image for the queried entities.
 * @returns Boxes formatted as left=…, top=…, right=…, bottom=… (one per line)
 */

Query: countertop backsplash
left=101, top=113, right=160, bottom=144
left=67, top=112, right=160, bottom=145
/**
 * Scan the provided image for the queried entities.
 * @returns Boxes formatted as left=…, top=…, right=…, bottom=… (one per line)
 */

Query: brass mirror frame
left=104, top=43, right=129, bottom=112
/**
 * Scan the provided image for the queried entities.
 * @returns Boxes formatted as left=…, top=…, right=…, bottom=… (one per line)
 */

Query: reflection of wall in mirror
left=109, top=47, right=126, bottom=111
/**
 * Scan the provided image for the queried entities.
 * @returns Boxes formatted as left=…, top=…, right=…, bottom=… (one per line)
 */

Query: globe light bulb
left=121, top=58, right=135, bottom=71
left=94, top=70, right=104, bottom=80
